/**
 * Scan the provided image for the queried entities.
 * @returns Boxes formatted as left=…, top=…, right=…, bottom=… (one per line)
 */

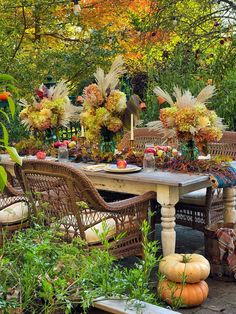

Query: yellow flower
left=160, top=107, right=178, bottom=128
left=106, top=117, right=123, bottom=132
left=197, top=116, right=210, bottom=129
left=105, top=90, right=127, bottom=113
left=96, top=107, right=110, bottom=125
left=40, top=108, right=52, bottom=118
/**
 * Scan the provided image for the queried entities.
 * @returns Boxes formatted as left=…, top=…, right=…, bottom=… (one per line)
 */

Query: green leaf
left=7, top=97, right=15, bottom=118
left=0, top=122, right=9, bottom=146
left=0, top=110, right=10, bottom=123
left=5, top=146, right=22, bottom=166
left=0, top=165, right=7, bottom=192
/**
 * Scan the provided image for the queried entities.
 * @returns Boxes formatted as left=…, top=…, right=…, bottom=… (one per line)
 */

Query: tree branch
left=5, top=5, right=27, bottom=72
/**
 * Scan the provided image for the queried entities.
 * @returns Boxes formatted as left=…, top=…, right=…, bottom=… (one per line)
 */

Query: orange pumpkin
left=157, top=96, right=166, bottom=105
left=0, top=91, right=11, bottom=101
left=159, top=253, right=210, bottom=283
left=158, top=279, right=209, bottom=307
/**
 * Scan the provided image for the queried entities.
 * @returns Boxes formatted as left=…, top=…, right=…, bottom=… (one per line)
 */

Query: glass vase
left=99, top=128, right=117, bottom=161
left=180, top=139, right=199, bottom=161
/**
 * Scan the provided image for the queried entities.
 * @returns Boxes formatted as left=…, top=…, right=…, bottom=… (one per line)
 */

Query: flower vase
left=99, top=128, right=116, bottom=161
left=45, top=128, right=58, bottom=144
left=180, top=139, right=199, bottom=161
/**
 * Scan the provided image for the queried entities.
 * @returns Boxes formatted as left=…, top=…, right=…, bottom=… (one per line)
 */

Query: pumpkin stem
left=182, top=254, right=191, bottom=263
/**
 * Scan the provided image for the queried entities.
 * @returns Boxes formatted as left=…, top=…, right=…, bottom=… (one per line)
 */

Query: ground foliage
left=0, top=220, right=161, bottom=313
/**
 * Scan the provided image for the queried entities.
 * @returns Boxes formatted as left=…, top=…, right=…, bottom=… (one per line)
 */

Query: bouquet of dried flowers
left=153, top=85, right=225, bottom=154
left=79, top=56, right=142, bottom=161
left=20, top=81, right=78, bottom=132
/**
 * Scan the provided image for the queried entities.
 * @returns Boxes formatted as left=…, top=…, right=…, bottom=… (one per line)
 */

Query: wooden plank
left=72, top=163, right=210, bottom=187
left=86, top=175, right=156, bottom=195
left=93, top=298, right=180, bottom=314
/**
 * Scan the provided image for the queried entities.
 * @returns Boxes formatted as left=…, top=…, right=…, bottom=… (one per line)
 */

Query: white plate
left=105, top=164, right=142, bottom=173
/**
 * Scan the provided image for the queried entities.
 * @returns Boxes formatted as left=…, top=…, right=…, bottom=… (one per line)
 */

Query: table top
left=72, top=163, right=209, bottom=187
left=2, top=155, right=235, bottom=188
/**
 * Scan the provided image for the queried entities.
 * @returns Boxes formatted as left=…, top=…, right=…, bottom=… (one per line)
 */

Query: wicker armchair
left=0, top=182, right=29, bottom=245
left=119, top=128, right=236, bottom=231
left=15, top=160, right=156, bottom=259
left=208, top=131, right=236, bottom=160
left=175, top=131, right=236, bottom=231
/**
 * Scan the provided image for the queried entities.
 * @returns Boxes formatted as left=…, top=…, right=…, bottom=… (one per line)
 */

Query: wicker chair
left=175, top=131, right=236, bottom=231
left=0, top=182, right=29, bottom=245
left=15, top=160, right=156, bottom=259
left=119, top=128, right=236, bottom=231
left=118, top=127, right=174, bottom=151
left=208, top=131, right=236, bottom=160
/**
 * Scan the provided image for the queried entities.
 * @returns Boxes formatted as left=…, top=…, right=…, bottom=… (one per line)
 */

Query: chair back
left=119, top=127, right=175, bottom=152
left=15, top=160, right=110, bottom=240
left=209, top=131, right=236, bottom=160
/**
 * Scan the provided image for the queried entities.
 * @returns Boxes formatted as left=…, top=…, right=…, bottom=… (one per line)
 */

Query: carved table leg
left=223, top=187, right=236, bottom=223
left=156, top=185, right=179, bottom=256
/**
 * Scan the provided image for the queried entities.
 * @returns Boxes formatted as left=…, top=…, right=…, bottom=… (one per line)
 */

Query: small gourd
left=158, top=279, right=209, bottom=307
left=159, top=253, right=210, bottom=283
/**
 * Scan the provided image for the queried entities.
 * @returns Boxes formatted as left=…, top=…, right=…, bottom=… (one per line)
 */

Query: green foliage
left=0, top=74, right=18, bottom=97
left=0, top=74, right=22, bottom=190
left=0, top=220, right=161, bottom=313
left=4, top=106, right=30, bottom=144
left=0, top=0, right=235, bottom=128
left=139, top=40, right=236, bottom=129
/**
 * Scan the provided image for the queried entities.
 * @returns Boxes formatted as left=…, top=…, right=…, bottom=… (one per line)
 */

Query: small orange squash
left=159, top=253, right=210, bottom=283
left=157, top=96, right=166, bottom=105
left=158, top=279, right=209, bottom=308
left=0, top=91, right=11, bottom=101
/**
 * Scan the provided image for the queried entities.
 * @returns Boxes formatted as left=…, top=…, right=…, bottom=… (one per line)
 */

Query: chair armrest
left=3, top=182, right=24, bottom=197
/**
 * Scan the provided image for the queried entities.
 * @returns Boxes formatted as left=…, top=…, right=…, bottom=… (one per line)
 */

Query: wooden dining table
left=1, top=156, right=236, bottom=256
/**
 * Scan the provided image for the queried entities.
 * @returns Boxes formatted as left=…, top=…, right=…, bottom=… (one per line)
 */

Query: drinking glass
left=58, top=145, right=69, bottom=162
left=143, top=153, right=155, bottom=172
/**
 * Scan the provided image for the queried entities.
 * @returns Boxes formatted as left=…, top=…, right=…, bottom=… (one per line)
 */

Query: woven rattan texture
left=0, top=183, right=29, bottom=245
left=120, top=129, right=236, bottom=231
left=15, top=160, right=156, bottom=258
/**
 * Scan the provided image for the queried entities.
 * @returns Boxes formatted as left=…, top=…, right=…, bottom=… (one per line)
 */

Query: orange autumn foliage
left=79, top=0, right=166, bottom=66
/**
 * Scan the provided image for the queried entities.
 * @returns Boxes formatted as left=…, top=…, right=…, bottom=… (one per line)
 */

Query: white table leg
left=156, top=185, right=179, bottom=256
left=223, top=187, right=236, bottom=223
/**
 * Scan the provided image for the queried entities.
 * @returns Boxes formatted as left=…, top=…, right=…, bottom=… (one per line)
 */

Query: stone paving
left=155, top=225, right=236, bottom=314
left=91, top=224, right=236, bottom=314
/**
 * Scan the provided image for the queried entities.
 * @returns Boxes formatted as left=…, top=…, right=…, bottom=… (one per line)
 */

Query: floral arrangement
left=20, top=81, right=78, bottom=132
left=14, top=136, right=52, bottom=156
left=153, top=85, right=224, bottom=153
left=79, top=56, right=142, bottom=160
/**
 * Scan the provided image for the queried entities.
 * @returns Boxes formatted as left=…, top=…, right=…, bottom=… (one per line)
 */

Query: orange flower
left=83, top=84, right=104, bottom=106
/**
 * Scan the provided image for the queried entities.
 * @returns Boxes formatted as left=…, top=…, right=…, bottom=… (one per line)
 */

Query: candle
left=130, top=113, right=134, bottom=140
left=81, top=125, right=85, bottom=137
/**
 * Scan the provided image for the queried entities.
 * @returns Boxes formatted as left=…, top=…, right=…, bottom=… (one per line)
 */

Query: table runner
left=210, top=165, right=236, bottom=188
